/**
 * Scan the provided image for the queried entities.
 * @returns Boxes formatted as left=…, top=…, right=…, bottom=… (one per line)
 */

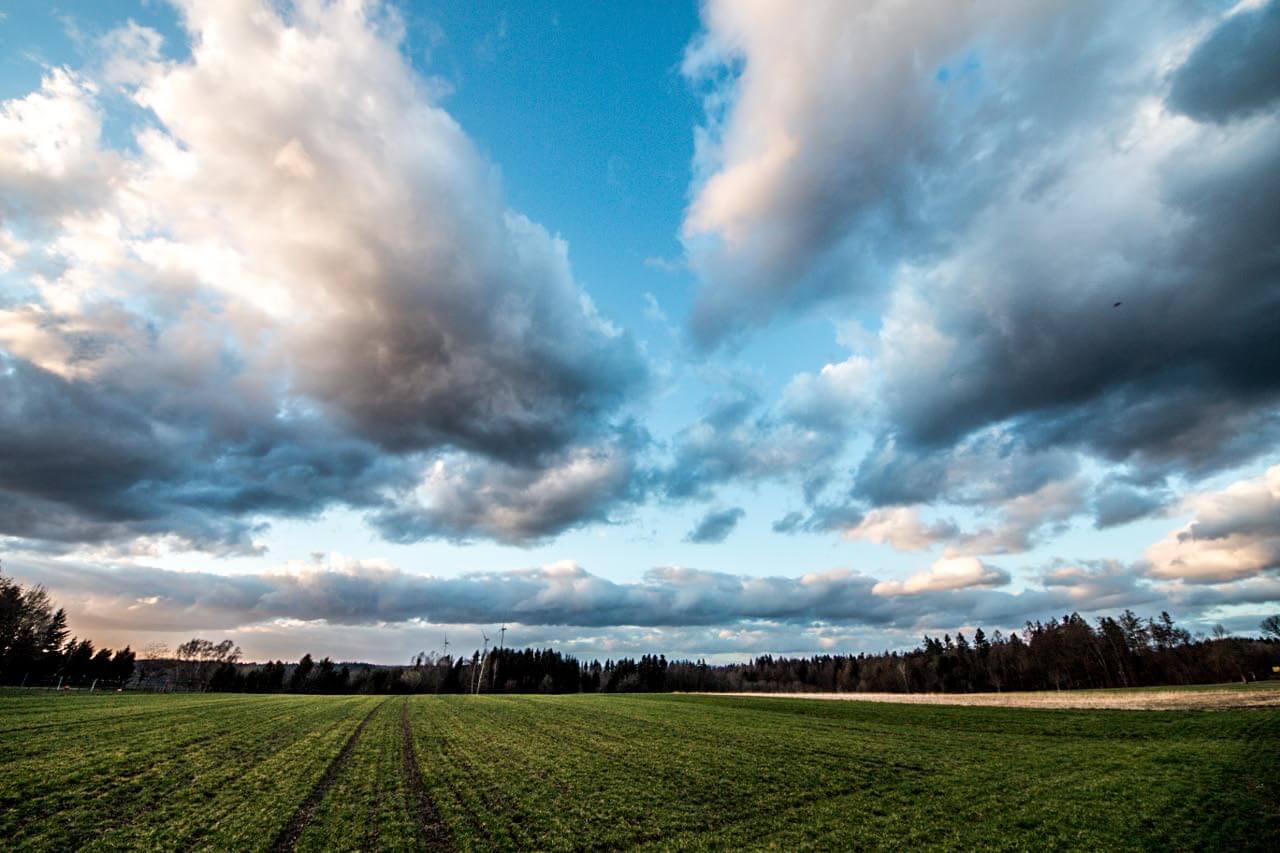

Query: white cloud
left=780, top=354, right=875, bottom=430
left=0, top=68, right=114, bottom=222
left=873, top=557, right=1009, bottom=597
left=99, top=21, right=165, bottom=87
left=840, top=507, right=957, bottom=552
left=1146, top=465, right=1280, bottom=583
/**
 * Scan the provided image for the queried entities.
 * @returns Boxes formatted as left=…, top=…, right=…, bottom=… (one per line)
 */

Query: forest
left=4, top=569, right=1278, bottom=694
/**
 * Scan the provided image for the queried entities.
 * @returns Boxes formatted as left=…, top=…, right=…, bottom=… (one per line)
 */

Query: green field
left=2, top=691, right=1278, bottom=850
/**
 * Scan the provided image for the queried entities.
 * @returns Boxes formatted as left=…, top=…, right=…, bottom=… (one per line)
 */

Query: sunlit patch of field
left=695, top=680, right=1280, bottom=710
left=2, top=690, right=1278, bottom=850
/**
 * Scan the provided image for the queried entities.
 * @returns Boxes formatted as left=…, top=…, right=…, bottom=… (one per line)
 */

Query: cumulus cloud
left=371, top=436, right=644, bottom=545
left=1036, top=559, right=1162, bottom=614
left=685, top=506, right=745, bottom=544
left=3, top=0, right=1279, bottom=652
left=98, top=21, right=166, bottom=87
left=0, top=0, right=645, bottom=551
left=1146, top=465, right=1280, bottom=583
left=682, top=0, right=1190, bottom=344
left=681, top=0, right=1280, bottom=517
left=873, top=557, right=1009, bottom=597
left=762, top=426, right=1089, bottom=557
left=0, top=67, right=116, bottom=223
left=659, top=350, right=880, bottom=508
left=778, top=355, right=875, bottom=432
left=837, top=507, right=958, bottom=552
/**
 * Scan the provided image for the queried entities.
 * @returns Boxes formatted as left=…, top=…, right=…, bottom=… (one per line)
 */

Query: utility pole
left=492, top=625, right=506, bottom=691
left=474, top=631, right=490, bottom=695
left=436, top=636, right=449, bottom=695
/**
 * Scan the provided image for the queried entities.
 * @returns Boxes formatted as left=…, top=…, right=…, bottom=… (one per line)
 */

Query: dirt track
left=270, top=699, right=386, bottom=852
left=696, top=683, right=1280, bottom=710
left=400, top=699, right=453, bottom=851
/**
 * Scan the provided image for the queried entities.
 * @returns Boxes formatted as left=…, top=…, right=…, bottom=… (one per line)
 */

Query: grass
left=2, top=689, right=1277, bottom=850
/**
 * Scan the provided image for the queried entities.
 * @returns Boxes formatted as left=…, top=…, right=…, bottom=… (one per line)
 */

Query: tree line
left=4, top=568, right=1279, bottom=694
left=670, top=613, right=1280, bottom=695
left=112, top=612, right=1280, bottom=696
left=1, top=572, right=135, bottom=688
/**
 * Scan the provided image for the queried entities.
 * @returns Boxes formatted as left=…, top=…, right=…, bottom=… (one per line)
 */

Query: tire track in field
left=270, top=699, right=386, bottom=852
left=400, top=699, right=454, bottom=851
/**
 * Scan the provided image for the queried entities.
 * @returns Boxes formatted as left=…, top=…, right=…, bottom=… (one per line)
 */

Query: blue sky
left=1, top=0, right=1278, bottom=663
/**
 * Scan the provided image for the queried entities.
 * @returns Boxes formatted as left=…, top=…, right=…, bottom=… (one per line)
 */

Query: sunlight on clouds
left=1146, top=466, right=1280, bottom=583
left=840, top=507, right=957, bottom=552
left=873, top=556, right=1010, bottom=597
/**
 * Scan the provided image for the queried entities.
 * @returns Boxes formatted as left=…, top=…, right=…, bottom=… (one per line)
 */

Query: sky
left=1, top=0, right=1278, bottom=664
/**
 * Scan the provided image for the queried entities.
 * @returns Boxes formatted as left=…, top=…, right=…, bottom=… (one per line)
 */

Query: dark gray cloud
left=1091, top=480, right=1170, bottom=529
left=853, top=432, right=1078, bottom=509
left=2, top=557, right=886, bottom=630
left=0, top=555, right=1117, bottom=633
left=1167, top=1, right=1280, bottom=124
left=867, top=89, right=1280, bottom=481
left=675, top=390, right=1090, bottom=557
left=0, top=356, right=404, bottom=553
left=685, top=506, right=745, bottom=544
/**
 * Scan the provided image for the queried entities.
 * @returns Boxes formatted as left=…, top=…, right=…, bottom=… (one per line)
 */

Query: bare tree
left=175, top=638, right=241, bottom=690
left=140, top=641, right=171, bottom=660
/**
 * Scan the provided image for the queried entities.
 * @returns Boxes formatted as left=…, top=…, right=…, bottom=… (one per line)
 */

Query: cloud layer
left=0, top=553, right=1161, bottom=634
left=9, top=541, right=1273, bottom=661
